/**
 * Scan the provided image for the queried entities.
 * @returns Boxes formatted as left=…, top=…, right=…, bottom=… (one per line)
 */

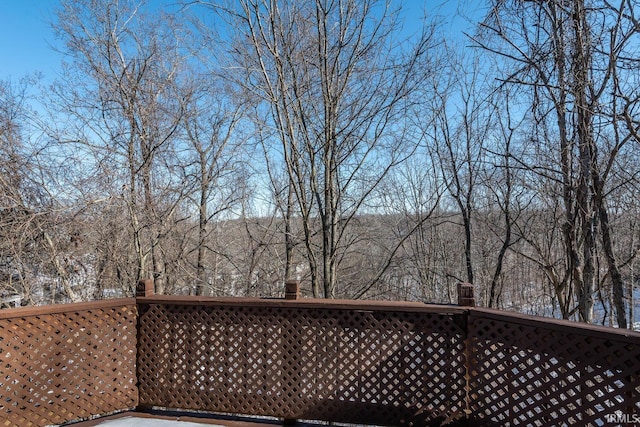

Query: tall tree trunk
left=573, top=0, right=596, bottom=323
left=553, top=9, right=579, bottom=321
left=141, top=151, right=164, bottom=295
left=488, top=192, right=512, bottom=308
left=284, top=183, right=294, bottom=281
left=595, top=177, right=627, bottom=328
left=196, top=174, right=208, bottom=296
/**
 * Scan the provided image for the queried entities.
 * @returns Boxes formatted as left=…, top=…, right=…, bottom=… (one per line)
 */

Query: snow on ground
left=92, top=417, right=222, bottom=427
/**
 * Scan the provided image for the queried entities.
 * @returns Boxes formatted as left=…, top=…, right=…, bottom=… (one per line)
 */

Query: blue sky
left=0, top=1, right=478, bottom=82
left=0, top=1, right=61, bottom=81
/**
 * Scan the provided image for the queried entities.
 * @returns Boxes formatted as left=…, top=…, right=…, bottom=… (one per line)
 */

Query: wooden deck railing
left=467, top=308, right=640, bottom=426
left=0, top=299, right=138, bottom=426
left=0, top=287, right=639, bottom=426
left=136, top=297, right=469, bottom=425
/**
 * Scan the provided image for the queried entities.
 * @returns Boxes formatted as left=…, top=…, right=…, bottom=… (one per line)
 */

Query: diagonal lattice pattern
left=2, top=296, right=639, bottom=427
left=137, top=302, right=468, bottom=426
left=468, top=309, right=640, bottom=427
left=0, top=300, right=138, bottom=427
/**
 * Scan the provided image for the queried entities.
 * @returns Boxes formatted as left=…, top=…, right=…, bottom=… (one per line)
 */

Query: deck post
left=283, top=279, right=301, bottom=425
left=457, top=282, right=475, bottom=421
left=136, top=279, right=154, bottom=297
left=285, top=279, right=300, bottom=300
left=457, top=282, right=475, bottom=307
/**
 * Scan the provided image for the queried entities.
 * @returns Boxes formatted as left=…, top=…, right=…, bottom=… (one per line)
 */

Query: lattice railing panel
left=0, top=300, right=138, bottom=427
left=5, top=294, right=637, bottom=427
left=137, top=302, right=467, bottom=426
left=468, top=310, right=640, bottom=427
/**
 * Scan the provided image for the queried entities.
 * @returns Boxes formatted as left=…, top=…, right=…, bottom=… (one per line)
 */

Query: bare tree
left=0, top=77, right=89, bottom=304
left=428, top=49, right=494, bottom=286
left=181, top=79, right=246, bottom=295
left=474, top=0, right=640, bottom=325
left=51, top=0, right=189, bottom=294
left=0, top=78, right=44, bottom=303
left=206, top=0, right=438, bottom=298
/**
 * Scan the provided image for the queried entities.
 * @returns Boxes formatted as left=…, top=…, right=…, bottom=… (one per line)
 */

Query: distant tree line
left=0, top=0, right=639, bottom=328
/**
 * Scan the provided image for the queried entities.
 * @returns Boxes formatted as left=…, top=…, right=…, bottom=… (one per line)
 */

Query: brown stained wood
left=135, top=295, right=466, bottom=314
left=467, top=310, right=640, bottom=426
left=1, top=296, right=638, bottom=427
left=0, top=298, right=136, bottom=319
left=0, top=301, right=138, bottom=426
left=136, top=302, right=468, bottom=426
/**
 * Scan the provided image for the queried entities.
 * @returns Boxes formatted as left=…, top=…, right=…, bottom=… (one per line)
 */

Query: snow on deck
left=92, top=417, right=222, bottom=427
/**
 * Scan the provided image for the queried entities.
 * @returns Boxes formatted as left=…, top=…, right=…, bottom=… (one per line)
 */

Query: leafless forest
left=1, top=0, right=639, bottom=328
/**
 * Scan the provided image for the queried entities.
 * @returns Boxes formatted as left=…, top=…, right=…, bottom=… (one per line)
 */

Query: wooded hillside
left=1, top=0, right=639, bottom=328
